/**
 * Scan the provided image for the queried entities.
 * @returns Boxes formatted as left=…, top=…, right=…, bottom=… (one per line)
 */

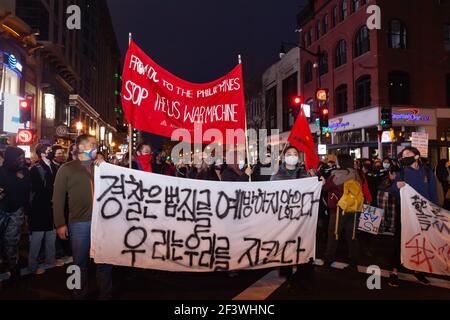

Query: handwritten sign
left=91, top=163, right=322, bottom=272
left=358, top=205, right=384, bottom=235
left=411, top=132, right=429, bottom=158
left=400, top=185, right=450, bottom=276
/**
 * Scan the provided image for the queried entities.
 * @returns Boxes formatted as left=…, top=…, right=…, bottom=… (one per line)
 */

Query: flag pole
left=128, top=32, right=133, bottom=169
left=239, top=54, right=252, bottom=182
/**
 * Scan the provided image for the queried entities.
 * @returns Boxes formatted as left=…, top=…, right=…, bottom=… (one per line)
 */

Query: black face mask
left=401, top=156, right=416, bottom=167
left=47, top=151, right=55, bottom=161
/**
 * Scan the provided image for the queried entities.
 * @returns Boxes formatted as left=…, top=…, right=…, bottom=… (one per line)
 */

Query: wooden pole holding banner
left=128, top=32, right=133, bottom=169
left=239, top=54, right=252, bottom=182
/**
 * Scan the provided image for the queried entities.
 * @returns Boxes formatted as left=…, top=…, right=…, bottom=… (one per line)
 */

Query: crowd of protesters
left=0, top=134, right=449, bottom=298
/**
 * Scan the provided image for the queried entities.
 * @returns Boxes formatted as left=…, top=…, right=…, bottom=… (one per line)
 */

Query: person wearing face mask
left=0, top=146, right=31, bottom=283
left=322, top=154, right=363, bottom=272
left=270, top=146, right=314, bottom=291
left=132, top=142, right=153, bottom=173
left=53, top=134, right=112, bottom=299
left=28, top=144, right=64, bottom=275
left=221, top=154, right=252, bottom=182
left=376, top=159, right=398, bottom=235
left=388, top=147, right=438, bottom=286
left=50, top=145, right=66, bottom=168
left=270, top=146, right=310, bottom=181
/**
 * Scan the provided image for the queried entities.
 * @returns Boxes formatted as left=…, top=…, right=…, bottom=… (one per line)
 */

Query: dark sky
left=107, top=0, right=307, bottom=84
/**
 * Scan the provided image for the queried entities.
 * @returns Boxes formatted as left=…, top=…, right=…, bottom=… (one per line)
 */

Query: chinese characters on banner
left=400, top=185, right=450, bottom=276
left=121, top=40, right=246, bottom=144
left=91, top=164, right=322, bottom=272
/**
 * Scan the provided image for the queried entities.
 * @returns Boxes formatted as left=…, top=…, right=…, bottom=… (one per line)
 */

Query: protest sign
left=358, top=205, right=384, bottom=235
left=400, top=185, right=450, bottom=276
left=91, top=163, right=322, bottom=272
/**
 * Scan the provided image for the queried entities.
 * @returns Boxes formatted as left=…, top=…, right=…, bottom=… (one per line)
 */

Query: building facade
left=0, top=0, right=122, bottom=156
left=297, top=0, right=450, bottom=163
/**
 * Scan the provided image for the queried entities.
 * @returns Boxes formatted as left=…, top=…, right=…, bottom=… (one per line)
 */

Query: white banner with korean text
left=91, top=163, right=322, bottom=272
left=400, top=184, right=450, bottom=276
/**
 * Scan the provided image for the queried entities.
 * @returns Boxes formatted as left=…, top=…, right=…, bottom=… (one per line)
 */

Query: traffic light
left=19, top=94, right=34, bottom=124
left=380, top=107, right=392, bottom=129
left=319, top=106, right=329, bottom=128
left=292, top=96, right=303, bottom=107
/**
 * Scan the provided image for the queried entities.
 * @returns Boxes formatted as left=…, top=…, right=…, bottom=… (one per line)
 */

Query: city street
left=0, top=0, right=449, bottom=305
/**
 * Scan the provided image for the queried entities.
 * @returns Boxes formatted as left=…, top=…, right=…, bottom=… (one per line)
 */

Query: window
left=282, top=73, right=298, bottom=132
left=335, top=85, right=348, bottom=114
left=305, top=61, right=313, bottom=83
left=304, top=30, right=311, bottom=47
left=323, top=15, right=329, bottom=34
left=355, top=75, right=371, bottom=108
left=352, top=0, right=360, bottom=12
left=389, top=71, right=410, bottom=104
left=316, top=20, right=321, bottom=39
left=319, top=52, right=328, bottom=76
left=341, top=0, right=348, bottom=21
left=309, top=29, right=313, bottom=45
left=335, top=40, right=347, bottom=67
left=265, top=86, right=277, bottom=129
left=444, top=24, right=450, bottom=51
left=389, top=20, right=407, bottom=49
left=355, top=26, right=370, bottom=57
left=332, top=6, right=338, bottom=27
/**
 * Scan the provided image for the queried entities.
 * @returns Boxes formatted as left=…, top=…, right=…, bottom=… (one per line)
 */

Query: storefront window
left=3, top=68, right=20, bottom=96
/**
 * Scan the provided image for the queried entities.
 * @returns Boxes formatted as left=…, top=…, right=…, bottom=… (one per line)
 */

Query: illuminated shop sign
left=392, top=113, right=431, bottom=121
left=1, top=52, right=23, bottom=74
left=329, top=121, right=350, bottom=129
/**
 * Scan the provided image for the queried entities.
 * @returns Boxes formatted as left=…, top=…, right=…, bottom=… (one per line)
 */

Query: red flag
left=288, top=109, right=320, bottom=170
left=121, top=40, right=246, bottom=144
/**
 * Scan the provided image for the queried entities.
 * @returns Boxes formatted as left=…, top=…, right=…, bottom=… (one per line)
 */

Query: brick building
left=297, top=0, right=450, bottom=162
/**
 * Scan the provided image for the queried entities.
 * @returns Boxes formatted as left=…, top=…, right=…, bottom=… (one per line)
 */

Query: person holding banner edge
left=389, top=146, right=439, bottom=286
left=271, top=145, right=315, bottom=291
left=53, top=134, right=113, bottom=299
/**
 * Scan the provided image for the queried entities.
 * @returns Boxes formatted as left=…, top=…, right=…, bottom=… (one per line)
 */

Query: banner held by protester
left=91, top=163, right=322, bottom=272
left=121, top=40, right=246, bottom=144
left=400, top=184, right=450, bottom=276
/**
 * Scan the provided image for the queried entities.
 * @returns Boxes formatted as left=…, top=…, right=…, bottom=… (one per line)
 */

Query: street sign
left=381, top=130, right=392, bottom=143
left=318, top=144, right=327, bottom=155
left=17, top=129, right=34, bottom=144
left=56, top=125, right=69, bottom=137
left=411, top=132, right=429, bottom=158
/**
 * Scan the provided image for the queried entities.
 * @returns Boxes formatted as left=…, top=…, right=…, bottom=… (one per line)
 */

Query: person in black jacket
left=27, top=144, right=65, bottom=275
left=0, top=146, right=31, bottom=282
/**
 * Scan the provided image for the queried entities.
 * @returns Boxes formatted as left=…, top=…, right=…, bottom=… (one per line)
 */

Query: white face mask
left=238, top=160, right=245, bottom=170
left=285, top=156, right=299, bottom=167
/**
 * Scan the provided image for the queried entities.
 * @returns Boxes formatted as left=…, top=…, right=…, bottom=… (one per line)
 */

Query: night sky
left=107, top=0, right=307, bottom=84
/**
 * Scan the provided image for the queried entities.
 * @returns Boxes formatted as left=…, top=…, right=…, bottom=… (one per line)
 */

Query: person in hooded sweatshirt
left=0, top=146, right=31, bottom=282
left=322, top=154, right=361, bottom=271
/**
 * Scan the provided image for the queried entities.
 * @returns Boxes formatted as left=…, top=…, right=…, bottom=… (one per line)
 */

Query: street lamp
left=100, top=126, right=105, bottom=141
left=76, top=122, right=83, bottom=136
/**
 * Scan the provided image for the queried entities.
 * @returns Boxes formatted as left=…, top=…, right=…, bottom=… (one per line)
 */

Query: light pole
left=76, top=121, right=83, bottom=136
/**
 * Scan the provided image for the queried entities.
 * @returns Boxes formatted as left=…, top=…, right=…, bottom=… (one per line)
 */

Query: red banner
left=121, top=40, right=246, bottom=144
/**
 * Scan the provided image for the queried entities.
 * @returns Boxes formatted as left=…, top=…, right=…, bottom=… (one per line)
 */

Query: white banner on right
left=400, top=184, right=450, bottom=276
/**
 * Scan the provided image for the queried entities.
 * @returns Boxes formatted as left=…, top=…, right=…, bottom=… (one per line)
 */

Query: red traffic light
left=292, top=96, right=303, bottom=106
left=17, top=129, right=34, bottom=144
left=321, top=108, right=329, bottom=116
left=20, top=100, right=29, bottom=109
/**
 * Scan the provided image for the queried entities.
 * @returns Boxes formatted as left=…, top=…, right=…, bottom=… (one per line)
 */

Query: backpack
left=334, top=177, right=364, bottom=241
left=337, top=179, right=364, bottom=214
